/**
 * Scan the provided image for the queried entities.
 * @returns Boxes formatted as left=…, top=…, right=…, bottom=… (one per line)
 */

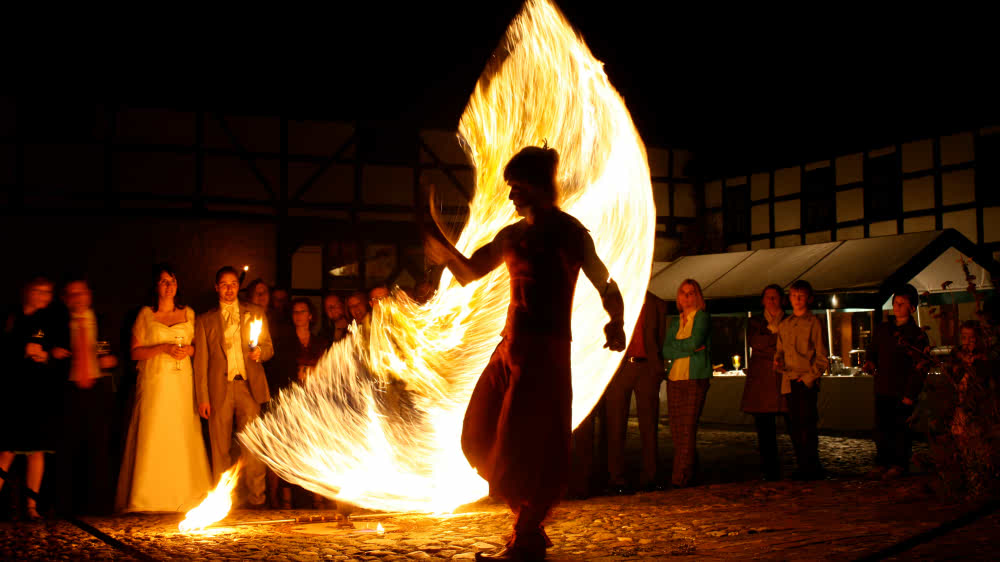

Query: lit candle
left=733, top=355, right=741, bottom=370
left=243, top=265, right=249, bottom=272
left=249, top=317, right=263, bottom=349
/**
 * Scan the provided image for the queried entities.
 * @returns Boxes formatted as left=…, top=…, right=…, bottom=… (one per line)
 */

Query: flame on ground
left=239, top=0, right=654, bottom=513
left=178, top=460, right=243, bottom=532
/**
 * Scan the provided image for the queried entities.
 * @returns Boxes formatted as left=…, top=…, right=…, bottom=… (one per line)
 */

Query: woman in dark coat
left=1, top=277, right=60, bottom=520
left=740, top=284, right=789, bottom=481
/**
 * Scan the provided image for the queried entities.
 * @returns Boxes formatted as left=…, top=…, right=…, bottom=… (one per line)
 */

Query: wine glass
left=174, top=336, right=184, bottom=371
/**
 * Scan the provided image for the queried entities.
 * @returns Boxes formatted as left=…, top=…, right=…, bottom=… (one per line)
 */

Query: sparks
left=239, top=0, right=654, bottom=513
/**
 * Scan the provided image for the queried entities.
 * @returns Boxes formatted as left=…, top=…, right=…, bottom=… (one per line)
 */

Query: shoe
left=476, top=532, right=547, bottom=561
left=245, top=501, right=269, bottom=510
left=475, top=544, right=546, bottom=560
left=25, top=506, right=42, bottom=522
left=882, top=466, right=906, bottom=480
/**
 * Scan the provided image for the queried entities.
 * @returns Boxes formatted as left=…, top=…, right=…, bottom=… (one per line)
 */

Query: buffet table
left=697, top=372, right=875, bottom=431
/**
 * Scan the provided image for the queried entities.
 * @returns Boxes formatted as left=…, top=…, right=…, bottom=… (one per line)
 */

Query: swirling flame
left=239, top=0, right=654, bottom=513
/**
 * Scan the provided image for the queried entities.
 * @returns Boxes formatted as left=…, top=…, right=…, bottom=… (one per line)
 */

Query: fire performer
left=424, top=145, right=627, bottom=560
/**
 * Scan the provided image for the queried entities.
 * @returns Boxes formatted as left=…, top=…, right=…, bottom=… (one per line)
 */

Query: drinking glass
left=174, top=336, right=184, bottom=370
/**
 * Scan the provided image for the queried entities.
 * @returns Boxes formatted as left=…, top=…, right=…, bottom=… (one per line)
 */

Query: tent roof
left=648, top=229, right=999, bottom=312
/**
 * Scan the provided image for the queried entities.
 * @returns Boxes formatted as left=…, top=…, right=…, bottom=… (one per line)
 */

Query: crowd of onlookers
left=1, top=266, right=988, bottom=521
left=0, top=266, right=432, bottom=521
left=571, top=278, right=990, bottom=499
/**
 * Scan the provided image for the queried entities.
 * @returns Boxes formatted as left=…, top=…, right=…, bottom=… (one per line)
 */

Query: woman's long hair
left=677, top=278, right=706, bottom=313
left=151, top=263, right=185, bottom=312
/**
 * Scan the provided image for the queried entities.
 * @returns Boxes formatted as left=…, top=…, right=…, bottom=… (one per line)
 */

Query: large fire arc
left=238, top=0, right=654, bottom=513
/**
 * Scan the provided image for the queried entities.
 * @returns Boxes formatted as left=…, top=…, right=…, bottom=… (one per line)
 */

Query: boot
left=476, top=528, right=547, bottom=561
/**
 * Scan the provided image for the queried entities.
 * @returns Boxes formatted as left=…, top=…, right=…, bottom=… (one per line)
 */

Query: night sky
left=48, top=1, right=991, bottom=176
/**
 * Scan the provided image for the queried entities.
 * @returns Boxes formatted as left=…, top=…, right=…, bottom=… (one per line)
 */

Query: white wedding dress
left=116, top=306, right=212, bottom=513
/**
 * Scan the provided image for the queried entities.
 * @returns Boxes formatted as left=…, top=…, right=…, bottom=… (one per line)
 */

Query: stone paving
left=2, top=425, right=998, bottom=560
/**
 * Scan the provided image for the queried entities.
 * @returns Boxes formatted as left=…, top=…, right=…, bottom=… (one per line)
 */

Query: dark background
left=3, top=0, right=994, bottom=344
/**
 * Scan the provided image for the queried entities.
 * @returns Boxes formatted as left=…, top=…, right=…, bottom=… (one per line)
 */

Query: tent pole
left=745, top=310, right=750, bottom=370
left=826, top=309, right=834, bottom=374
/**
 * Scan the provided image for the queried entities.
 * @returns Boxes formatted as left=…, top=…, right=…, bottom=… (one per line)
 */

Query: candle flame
left=179, top=460, right=243, bottom=532
left=376, top=522, right=385, bottom=535
left=249, top=317, right=263, bottom=349
left=238, top=0, right=654, bottom=513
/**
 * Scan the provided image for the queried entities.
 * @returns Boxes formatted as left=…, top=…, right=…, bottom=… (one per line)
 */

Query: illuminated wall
left=706, top=127, right=1000, bottom=255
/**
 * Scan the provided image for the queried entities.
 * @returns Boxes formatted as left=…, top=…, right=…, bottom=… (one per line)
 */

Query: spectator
left=54, top=278, right=120, bottom=516
left=1, top=278, right=60, bottom=521
left=319, top=294, right=349, bottom=345
left=605, top=291, right=667, bottom=494
left=864, top=284, right=929, bottom=480
left=247, top=278, right=270, bottom=310
left=287, top=297, right=330, bottom=508
left=741, top=284, right=789, bottom=481
left=775, top=280, right=828, bottom=481
left=288, top=297, right=329, bottom=386
left=369, top=285, right=390, bottom=305
left=270, top=287, right=290, bottom=323
left=116, top=264, right=210, bottom=513
left=346, top=292, right=370, bottom=325
left=662, top=279, right=712, bottom=488
left=193, top=266, right=273, bottom=509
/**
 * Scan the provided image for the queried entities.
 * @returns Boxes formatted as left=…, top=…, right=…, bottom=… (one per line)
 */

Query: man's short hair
left=893, top=284, right=920, bottom=308
left=503, top=145, right=559, bottom=200
left=789, top=280, right=815, bottom=303
left=215, top=266, right=239, bottom=284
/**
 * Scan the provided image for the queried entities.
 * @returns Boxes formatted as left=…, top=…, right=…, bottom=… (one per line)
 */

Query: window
left=802, top=167, right=835, bottom=232
left=864, top=153, right=901, bottom=221
left=723, top=184, right=750, bottom=243
left=976, top=134, right=1000, bottom=206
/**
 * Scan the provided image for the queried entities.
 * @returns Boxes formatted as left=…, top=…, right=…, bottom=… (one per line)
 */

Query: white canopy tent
left=648, top=229, right=997, bottom=312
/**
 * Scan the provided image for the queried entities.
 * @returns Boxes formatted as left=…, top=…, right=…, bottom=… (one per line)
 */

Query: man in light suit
left=194, top=266, right=273, bottom=508
left=605, top=291, right=668, bottom=493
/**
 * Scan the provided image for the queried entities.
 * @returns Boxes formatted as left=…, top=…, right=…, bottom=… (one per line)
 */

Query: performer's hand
left=199, top=402, right=211, bottom=419
left=249, top=347, right=262, bottom=362
left=422, top=228, right=452, bottom=266
left=51, top=347, right=71, bottom=360
left=603, top=321, right=626, bottom=352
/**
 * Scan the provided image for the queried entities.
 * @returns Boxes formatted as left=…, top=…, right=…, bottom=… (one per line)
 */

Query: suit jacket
left=194, top=301, right=274, bottom=407
left=636, top=292, right=668, bottom=378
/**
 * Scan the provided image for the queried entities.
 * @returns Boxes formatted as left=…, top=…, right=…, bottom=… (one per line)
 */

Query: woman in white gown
left=116, top=264, right=211, bottom=513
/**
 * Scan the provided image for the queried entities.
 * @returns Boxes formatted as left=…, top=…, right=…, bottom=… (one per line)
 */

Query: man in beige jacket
left=194, top=266, right=274, bottom=507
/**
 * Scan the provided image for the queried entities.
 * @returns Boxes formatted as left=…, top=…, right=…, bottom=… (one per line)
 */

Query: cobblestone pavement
left=2, top=425, right=997, bottom=560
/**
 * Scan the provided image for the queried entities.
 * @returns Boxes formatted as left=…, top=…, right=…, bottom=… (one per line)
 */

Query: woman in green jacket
left=662, top=278, right=712, bottom=487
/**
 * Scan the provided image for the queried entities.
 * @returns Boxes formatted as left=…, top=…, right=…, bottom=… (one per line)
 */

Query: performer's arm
left=423, top=225, right=502, bottom=286
left=581, top=231, right=626, bottom=351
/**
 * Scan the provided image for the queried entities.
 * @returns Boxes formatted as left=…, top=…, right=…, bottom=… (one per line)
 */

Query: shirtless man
left=424, top=146, right=626, bottom=561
